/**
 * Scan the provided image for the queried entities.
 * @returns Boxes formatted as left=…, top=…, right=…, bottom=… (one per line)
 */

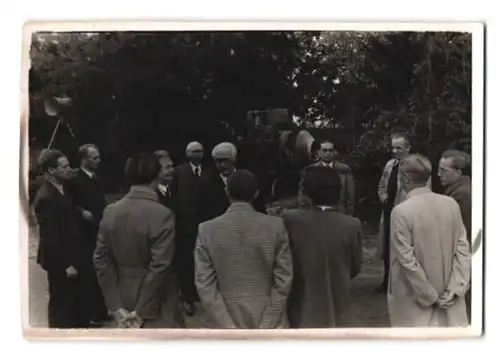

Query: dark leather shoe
left=184, top=302, right=196, bottom=317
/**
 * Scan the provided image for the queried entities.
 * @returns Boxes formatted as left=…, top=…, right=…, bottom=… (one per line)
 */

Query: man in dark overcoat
left=283, top=165, right=362, bottom=328
left=438, top=149, right=472, bottom=323
left=33, top=149, right=90, bottom=328
left=170, top=141, right=206, bottom=316
left=65, top=144, right=110, bottom=324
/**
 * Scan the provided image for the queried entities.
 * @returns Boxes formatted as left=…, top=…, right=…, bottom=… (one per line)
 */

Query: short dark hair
left=302, top=165, right=342, bottom=206
left=226, top=170, right=259, bottom=202
left=39, top=149, right=65, bottom=173
left=78, top=144, right=99, bottom=159
left=125, top=152, right=160, bottom=186
left=442, top=150, right=470, bottom=171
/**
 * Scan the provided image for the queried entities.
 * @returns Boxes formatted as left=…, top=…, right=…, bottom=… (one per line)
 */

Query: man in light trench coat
left=376, top=133, right=431, bottom=292
left=388, top=154, right=471, bottom=327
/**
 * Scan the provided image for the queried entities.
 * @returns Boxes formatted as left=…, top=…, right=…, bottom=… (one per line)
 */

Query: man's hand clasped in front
left=115, top=308, right=144, bottom=328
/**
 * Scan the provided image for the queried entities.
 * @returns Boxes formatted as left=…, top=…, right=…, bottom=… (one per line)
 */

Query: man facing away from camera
left=94, top=153, right=184, bottom=328
left=170, top=142, right=205, bottom=317
left=377, top=132, right=421, bottom=293
left=65, top=144, right=110, bottom=325
left=298, top=140, right=355, bottom=216
left=195, top=170, right=293, bottom=329
left=388, top=154, right=471, bottom=327
left=33, top=149, right=89, bottom=328
left=438, top=149, right=472, bottom=323
left=283, top=165, right=362, bottom=328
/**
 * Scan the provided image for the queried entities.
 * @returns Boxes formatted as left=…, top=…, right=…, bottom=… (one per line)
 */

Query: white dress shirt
left=190, top=163, right=202, bottom=177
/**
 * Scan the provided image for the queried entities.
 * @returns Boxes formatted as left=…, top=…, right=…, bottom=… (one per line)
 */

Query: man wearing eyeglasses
left=438, top=149, right=472, bottom=323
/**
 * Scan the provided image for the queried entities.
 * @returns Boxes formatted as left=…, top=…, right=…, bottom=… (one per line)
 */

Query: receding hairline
left=79, top=144, right=99, bottom=158
left=400, top=153, right=432, bottom=183
left=391, top=132, right=410, bottom=145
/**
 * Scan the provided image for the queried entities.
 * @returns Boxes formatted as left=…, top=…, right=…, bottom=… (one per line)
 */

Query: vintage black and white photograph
left=21, top=22, right=484, bottom=339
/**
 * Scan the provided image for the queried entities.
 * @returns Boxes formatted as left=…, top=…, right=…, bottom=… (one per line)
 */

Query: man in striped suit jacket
left=195, top=170, right=293, bottom=329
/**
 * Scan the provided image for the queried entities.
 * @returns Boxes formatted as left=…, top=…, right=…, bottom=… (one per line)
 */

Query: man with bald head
left=388, top=154, right=471, bottom=327
left=170, top=141, right=206, bottom=316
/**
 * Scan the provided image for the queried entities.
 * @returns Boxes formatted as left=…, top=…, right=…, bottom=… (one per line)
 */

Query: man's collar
left=227, top=202, right=255, bottom=213
left=406, top=186, right=431, bottom=198
left=81, top=167, right=95, bottom=179
left=444, top=176, right=471, bottom=195
left=127, top=186, right=159, bottom=202
left=190, top=162, right=201, bottom=170
left=157, top=184, right=170, bottom=196
left=220, top=170, right=235, bottom=183
left=47, top=179, right=64, bottom=195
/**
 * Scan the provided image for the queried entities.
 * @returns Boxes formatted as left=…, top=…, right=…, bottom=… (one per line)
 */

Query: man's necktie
left=194, top=167, right=200, bottom=177
left=387, top=161, right=400, bottom=207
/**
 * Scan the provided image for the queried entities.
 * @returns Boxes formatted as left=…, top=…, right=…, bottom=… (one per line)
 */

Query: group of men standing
left=31, top=131, right=473, bottom=329
left=33, top=145, right=110, bottom=328
left=376, top=133, right=472, bottom=326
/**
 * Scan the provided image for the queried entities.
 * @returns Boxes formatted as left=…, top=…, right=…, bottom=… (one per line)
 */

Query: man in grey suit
left=94, top=153, right=184, bottom=328
left=388, top=154, right=471, bottom=327
left=195, top=170, right=293, bottom=329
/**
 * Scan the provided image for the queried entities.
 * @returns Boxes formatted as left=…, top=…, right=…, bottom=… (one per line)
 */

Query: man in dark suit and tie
left=33, top=149, right=89, bottom=328
left=153, top=150, right=176, bottom=211
left=170, top=141, right=206, bottom=316
left=199, top=142, right=266, bottom=223
left=298, top=140, right=355, bottom=216
left=198, top=142, right=237, bottom=223
left=65, top=144, right=110, bottom=324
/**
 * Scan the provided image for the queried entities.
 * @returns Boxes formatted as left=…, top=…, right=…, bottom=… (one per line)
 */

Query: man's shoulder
left=451, top=181, right=472, bottom=199
left=256, top=211, right=285, bottom=228
left=341, top=213, right=362, bottom=227
left=33, top=182, right=52, bottom=205
left=281, top=208, right=304, bottom=218
left=395, top=191, right=455, bottom=214
left=105, top=196, right=173, bottom=220
left=198, top=215, right=222, bottom=233
left=174, top=162, right=190, bottom=175
left=334, top=161, right=352, bottom=172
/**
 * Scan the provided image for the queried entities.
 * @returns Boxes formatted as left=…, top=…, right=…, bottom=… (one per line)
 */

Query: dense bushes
left=29, top=30, right=471, bottom=202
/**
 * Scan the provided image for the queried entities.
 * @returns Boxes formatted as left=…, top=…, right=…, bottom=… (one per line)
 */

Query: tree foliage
left=29, top=30, right=472, bottom=196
